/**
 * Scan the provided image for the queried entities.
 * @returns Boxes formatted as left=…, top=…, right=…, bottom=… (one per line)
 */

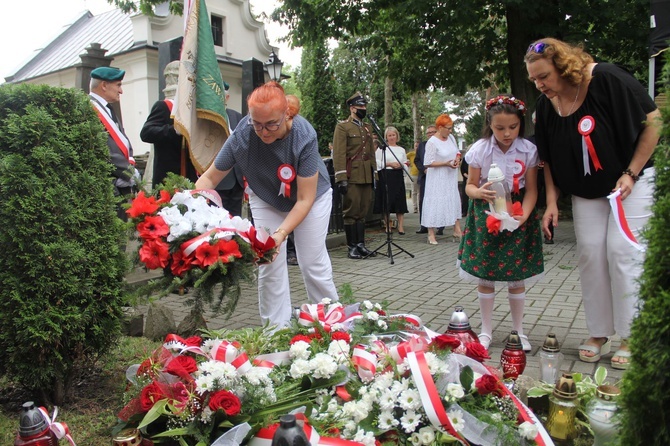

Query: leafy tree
left=0, top=84, right=127, bottom=405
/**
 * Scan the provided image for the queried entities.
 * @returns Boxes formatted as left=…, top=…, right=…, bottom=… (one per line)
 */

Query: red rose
left=331, top=331, right=351, bottom=343
left=432, top=334, right=462, bottom=351
left=290, top=334, right=312, bottom=345
left=140, top=381, right=169, bottom=411
left=475, top=374, right=504, bottom=397
left=166, top=355, right=198, bottom=381
left=183, top=336, right=202, bottom=347
left=465, top=342, right=491, bottom=363
left=208, top=389, right=241, bottom=416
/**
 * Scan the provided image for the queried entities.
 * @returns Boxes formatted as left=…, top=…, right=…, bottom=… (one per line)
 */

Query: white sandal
left=478, top=333, right=492, bottom=349
left=519, top=334, right=532, bottom=352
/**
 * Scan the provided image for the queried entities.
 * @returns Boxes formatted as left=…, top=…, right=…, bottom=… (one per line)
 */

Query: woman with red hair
left=196, top=82, right=337, bottom=329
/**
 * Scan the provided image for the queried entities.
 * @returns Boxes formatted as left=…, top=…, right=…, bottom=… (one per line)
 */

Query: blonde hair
left=524, top=38, right=594, bottom=86
left=384, top=126, right=400, bottom=142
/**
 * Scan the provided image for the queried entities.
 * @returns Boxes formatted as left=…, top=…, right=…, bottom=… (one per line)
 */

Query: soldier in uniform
left=332, top=92, right=377, bottom=259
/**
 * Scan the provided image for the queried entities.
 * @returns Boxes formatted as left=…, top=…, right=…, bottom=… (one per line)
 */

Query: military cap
left=90, top=66, right=125, bottom=81
left=346, top=92, right=367, bottom=107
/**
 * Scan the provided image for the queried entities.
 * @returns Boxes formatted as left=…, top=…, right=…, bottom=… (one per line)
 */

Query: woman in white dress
left=421, top=114, right=463, bottom=244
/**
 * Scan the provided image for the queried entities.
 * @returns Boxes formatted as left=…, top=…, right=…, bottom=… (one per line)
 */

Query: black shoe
left=544, top=238, right=554, bottom=244
left=415, top=228, right=428, bottom=234
left=436, top=228, right=444, bottom=236
left=357, top=243, right=376, bottom=257
left=348, top=245, right=363, bottom=259
left=287, top=255, right=299, bottom=265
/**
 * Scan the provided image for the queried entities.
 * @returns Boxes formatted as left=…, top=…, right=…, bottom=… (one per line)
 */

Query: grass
left=0, top=336, right=161, bottom=445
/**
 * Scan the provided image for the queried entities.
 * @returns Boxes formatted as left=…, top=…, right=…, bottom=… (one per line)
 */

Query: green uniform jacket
left=332, top=117, right=377, bottom=184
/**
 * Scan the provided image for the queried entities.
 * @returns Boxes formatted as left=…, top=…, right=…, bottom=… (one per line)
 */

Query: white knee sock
left=508, top=291, right=526, bottom=335
left=478, top=291, right=496, bottom=336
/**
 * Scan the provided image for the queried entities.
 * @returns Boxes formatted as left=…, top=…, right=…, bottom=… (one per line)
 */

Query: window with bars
left=211, top=15, right=223, bottom=47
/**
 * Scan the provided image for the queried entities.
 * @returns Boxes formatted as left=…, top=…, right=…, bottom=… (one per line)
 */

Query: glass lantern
left=487, top=163, right=512, bottom=214
left=586, top=385, right=621, bottom=446
left=546, top=373, right=579, bottom=442
left=539, top=333, right=564, bottom=384
left=445, top=306, right=480, bottom=355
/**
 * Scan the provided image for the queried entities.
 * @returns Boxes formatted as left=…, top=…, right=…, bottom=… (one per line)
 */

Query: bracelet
left=274, top=228, right=289, bottom=238
left=622, top=169, right=639, bottom=183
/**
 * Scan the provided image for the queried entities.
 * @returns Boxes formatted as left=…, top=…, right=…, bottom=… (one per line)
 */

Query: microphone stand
left=367, top=114, right=415, bottom=264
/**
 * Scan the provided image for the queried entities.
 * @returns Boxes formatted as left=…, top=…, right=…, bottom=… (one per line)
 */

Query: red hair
left=286, top=94, right=301, bottom=117
left=435, top=114, right=453, bottom=128
left=247, top=81, right=288, bottom=112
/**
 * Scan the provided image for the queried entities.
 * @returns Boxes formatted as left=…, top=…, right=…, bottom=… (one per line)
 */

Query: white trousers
left=250, top=189, right=338, bottom=328
left=572, top=168, right=654, bottom=338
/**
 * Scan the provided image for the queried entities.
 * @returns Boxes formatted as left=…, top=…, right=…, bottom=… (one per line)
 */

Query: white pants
left=572, top=168, right=654, bottom=338
left=250, top=189, right=338, bottom=328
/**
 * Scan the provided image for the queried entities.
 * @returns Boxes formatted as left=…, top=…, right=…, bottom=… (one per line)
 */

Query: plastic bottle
left=271, top=414, right=310, bottom=446
left=487, top=163, right=512, bottom=214
left=14, top=402, right=58, bottom=446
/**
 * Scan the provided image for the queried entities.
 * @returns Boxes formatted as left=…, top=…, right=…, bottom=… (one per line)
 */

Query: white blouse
left=375, top=145, right=408, bottom=170
left=464, top=136, right=539, bottom=190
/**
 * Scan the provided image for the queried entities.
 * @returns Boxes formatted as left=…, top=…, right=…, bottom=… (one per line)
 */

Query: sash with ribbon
left=37, top=406, right=77, bottom=446
left=277, top=164, right=296, bottom=198
left=607, top=188, right=646, bottom=252
left=578, top=116, right=602, bottom=175
left=91, top=100, right=135, bottom=165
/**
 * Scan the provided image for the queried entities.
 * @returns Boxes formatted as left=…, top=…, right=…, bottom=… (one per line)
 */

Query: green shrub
left=617, top=86, right=670, bottom=441
left=0, top=84, right=127, bottom=405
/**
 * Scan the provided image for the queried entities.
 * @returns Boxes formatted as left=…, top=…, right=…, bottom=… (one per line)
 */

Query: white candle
left=494, top=197, right=508, bottom=214
left=589, top=410, right=618, bottom=446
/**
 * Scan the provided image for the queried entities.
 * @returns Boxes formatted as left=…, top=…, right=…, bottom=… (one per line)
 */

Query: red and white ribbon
left=512, top=159, right=526, bottom=194
left=253, top=351, right=292, bottom=369
left=180, top=227, right=237, bottom=256
left=498, top=378, right=552, bottom=446
left=37, top=406, right=77, bottom=446
left=92, top=101, right=134, bottom=164
left=277, top=164, right=296, bottom=198
left=298, top=303, right=362, bottom=332
left=352, top=344, right=378, bottom=381
left=209, top=340, right=252, bottom=374
left=578, top=116, right=603, bottom=175
left=607, top=188, right=645, bottom=252
left=406, top=351, right=467, bottom=444
left=248, top=412, right=363, bottom=446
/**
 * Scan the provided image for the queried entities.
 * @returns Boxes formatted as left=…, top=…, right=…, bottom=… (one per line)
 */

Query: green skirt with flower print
left=458, top=193, right=544, bottom=283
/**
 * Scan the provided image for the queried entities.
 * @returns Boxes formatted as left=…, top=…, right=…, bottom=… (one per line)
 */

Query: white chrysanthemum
left=362, top=300, right=373, bottom=310
left=446, top=383, right=465, bottom=400
left=289, top=340, right=311, bottom=360
left=310, top=352, right=338, bottom=379
left=243, top=367, right=272, bottom=385
left=372, top=372, right=394, bottom=391
left=352, top=429, right=377, bottom=446
left=377, top=409, right=399, bottom=430
left=289, top=358, right=311, bottom=379
left=199, top=360, right=238, bottom=384
left=342, top=420, right=358, bottom=436
left=327, top=340, right=351, bottom=363
left=518, top=421, right=538, bottom=440
left=396, top=360, right=410, bottom=375
left=199, top=407, right=214, bottom=423
left=378, top=389, right=397, bottom=411
left=194, top=374, right=215, bottom=394
left=400, top=409, right=421, bottom=433
left=377, top=320, right=388, bottom=330
left=398, top=388, right=422, bottom=411
left=366, top=311, right=379, bottom=321
left=326, top=398, right=340, bottom=413
left=447, top=409, right=466, bottom=431
left=418, top=426, right=436, bottom=444
left=321, top=297, right=332, bottom=305
left=424, top=352, right=449, bottom=375
left=391, top=377, right=411, bottom=394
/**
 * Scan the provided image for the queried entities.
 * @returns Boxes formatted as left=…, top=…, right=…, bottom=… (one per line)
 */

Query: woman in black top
left=525, top=38, right=660, bottom=370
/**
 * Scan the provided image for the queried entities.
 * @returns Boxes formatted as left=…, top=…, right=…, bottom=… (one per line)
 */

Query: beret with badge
left=91, top=66, right=125, bottom=81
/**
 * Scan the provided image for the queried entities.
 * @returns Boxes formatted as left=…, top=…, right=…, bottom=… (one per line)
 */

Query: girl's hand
left=478, top=181, right=496, bottom=202
left=513, top=213, right=528, bottom=226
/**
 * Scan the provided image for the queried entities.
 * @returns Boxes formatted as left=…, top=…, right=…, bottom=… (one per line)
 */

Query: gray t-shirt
left=214, top=115, right=331, bottom=212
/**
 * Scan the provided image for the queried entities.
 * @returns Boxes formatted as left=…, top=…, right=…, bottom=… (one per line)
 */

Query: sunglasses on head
left=527, top=42, right=547, bottom=54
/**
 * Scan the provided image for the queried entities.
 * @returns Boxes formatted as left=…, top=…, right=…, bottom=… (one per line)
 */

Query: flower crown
left=485, top=96, right=526, bottom=115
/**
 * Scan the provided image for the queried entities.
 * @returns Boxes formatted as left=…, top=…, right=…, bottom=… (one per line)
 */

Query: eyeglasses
left=248, top=114, right=286, bottom=132
left=527, top=42, right=547, bottom=54
left=426, top=130, right=437, bottom=135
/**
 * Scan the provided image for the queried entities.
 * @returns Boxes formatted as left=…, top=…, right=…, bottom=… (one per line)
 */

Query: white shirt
left=464, top=136, right=539, bottom=190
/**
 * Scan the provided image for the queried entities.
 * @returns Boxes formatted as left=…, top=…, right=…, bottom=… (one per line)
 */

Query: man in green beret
left=332, top=92, right=377, bottom=259
left=89, top=66, right=139, bottom=220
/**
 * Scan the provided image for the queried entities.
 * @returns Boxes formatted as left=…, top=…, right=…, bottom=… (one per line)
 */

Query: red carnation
left=432, top=334, right=462, bottom=351
left=331, top=331, right=351, bottom=343
left=127, top=191, right=159, bottom=218
left=139, top=381, right=169, bottom=411
left=171, top=250, right=194, bottom=276
left=216, top=239, right=243, bottom=263
left=165, top=355, right=198, bottom=381
left=138, top=215, right=169, bottom=240
left=139, top=239, right=170, bottom=269
left=194, top=242, right=220, bottom=267
left=208, top=389, right=241, bottom=416
left=475, top=374, right=504, bottom=397
left=290, top=334, right=312, bottom=345
left=465, top=342, right=491, bottom=363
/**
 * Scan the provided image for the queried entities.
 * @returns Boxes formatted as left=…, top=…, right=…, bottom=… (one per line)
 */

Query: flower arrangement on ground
left=126, top=180, right=275, bottom=316
left=114, top=299, right=550, bottom=445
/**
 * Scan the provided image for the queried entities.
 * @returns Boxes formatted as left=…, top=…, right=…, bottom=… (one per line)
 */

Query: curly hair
left=524, top=37, right=594, bottom=86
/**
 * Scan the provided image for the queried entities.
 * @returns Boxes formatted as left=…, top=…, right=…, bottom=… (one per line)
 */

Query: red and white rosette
left=578, top=116, right=603, bottom=175
left=37, top=406, right=77, bottom=446
left=512, top=159, right=526, bottom=194
left=298, top=302, right=362, bottom=332
left=607, top=188, right=645, bottom=252
left=406, top=351, right=468, bottom=444
left=209, top=339, right=252, bottom=374
left=277, top=164, right=296, bottom=198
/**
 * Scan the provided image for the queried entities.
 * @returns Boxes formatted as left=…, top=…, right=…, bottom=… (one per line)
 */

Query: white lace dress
left=420, top=135, right=461, bottom=228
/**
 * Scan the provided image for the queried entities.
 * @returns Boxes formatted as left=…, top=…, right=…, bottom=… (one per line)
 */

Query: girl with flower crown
left=457, top=95, right=544, bottom=352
